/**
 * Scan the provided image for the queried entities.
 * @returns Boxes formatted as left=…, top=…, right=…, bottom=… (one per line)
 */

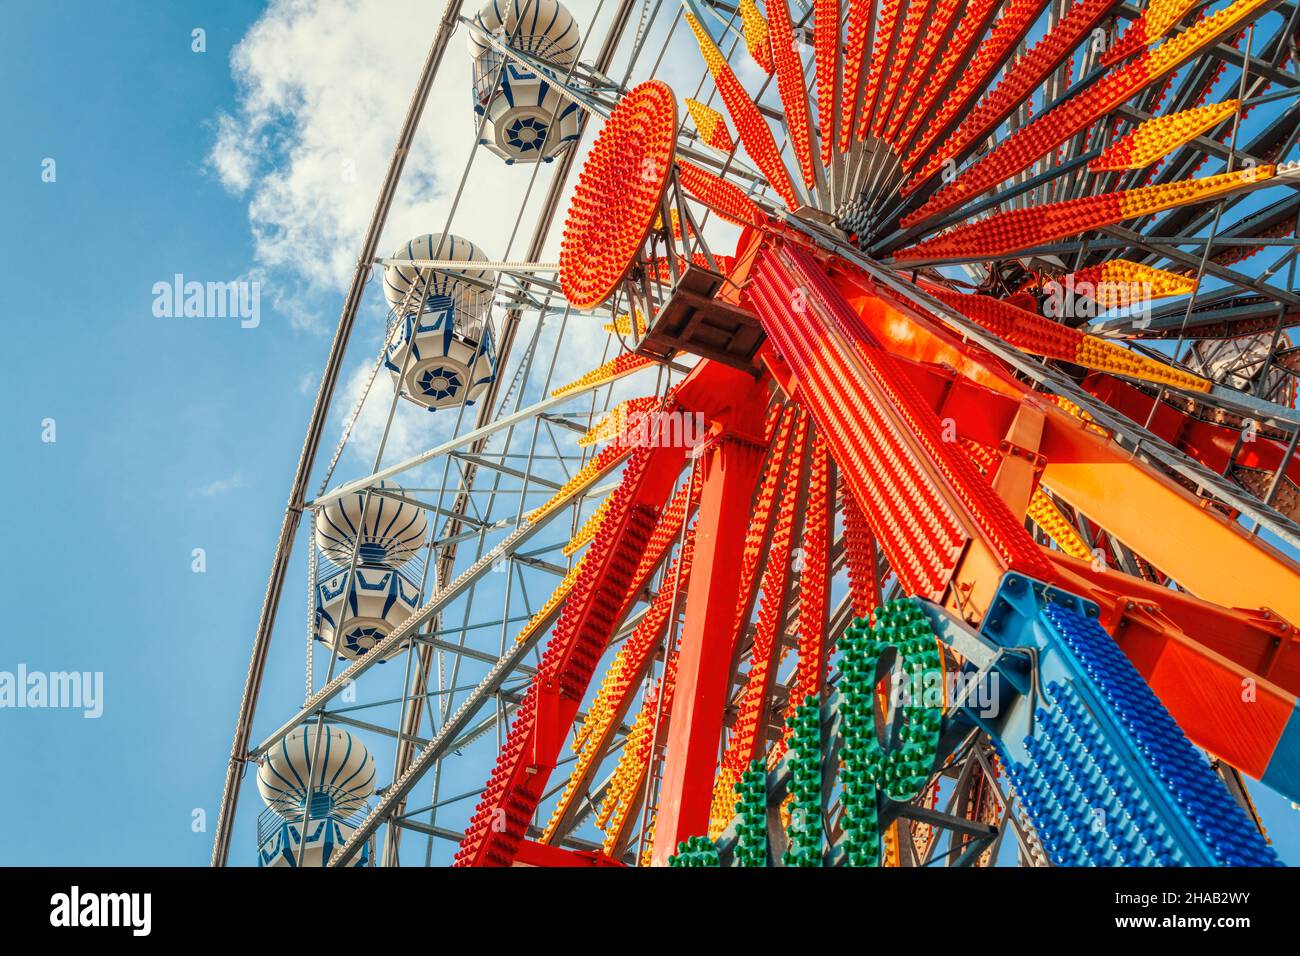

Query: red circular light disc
left=559, top=80, right=678, bottom=310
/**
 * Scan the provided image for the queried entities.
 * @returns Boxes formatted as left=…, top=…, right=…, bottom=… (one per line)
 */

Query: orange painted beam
left=1046, top=550, right=1300, bottom=696
left=1036, top=414, right=1300, bottom=629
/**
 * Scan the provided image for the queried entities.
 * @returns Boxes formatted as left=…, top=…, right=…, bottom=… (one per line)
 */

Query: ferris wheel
left=213, top=0, right=1300, bottom=868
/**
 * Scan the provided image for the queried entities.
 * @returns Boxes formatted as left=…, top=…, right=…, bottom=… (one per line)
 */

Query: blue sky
left=0, top=0, right=318, bottom=864
left=1, top=0, right=1298, bottom=867
left=0, top=0, right=622, bottom=867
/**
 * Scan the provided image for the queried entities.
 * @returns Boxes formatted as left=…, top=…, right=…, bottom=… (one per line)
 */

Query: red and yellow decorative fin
left=904, top=0, right=1050, bottom=168
left=685, top=97, right=736, bottom=152
left=896, top=165, right=1274, bottom=260
left=925, top=287, right=1213, bottom=392
left=1090, top=99, right=1240, bottom=171
left=902, top=0, right=1274, bottom=222
left=1067, top=259, right=1198, bottom=306
left=551, top=352, right=656, bottom=398
left=580, top=397, right=660, bottom=448
left=685, top=9, right=801, bottom=209
left=813, top=0, right=838, bottom=167
left=910, top=0, right=1110, bottom=180
left=739, top=0, right=775, bottom=73
left=709, top=412, right=808, bottom=836
left=603, top=311, right=648, bottom=337
left=1102, top=0, right=1201, bottom=65
left=872, top=0, right=932, bottom=141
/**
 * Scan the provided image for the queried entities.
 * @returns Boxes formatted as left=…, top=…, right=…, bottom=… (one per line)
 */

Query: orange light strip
left=686, top=10, right=801, bottom=209
left=767, top=0, right=819, bottom=189
left=579, top=396, right=660, bottom=447
left=895, top=0, right=997, bottom=151
left=814, top=0, right=839, bottom=167
left=550, top=352, right=656, bottom=398
left=901, top=0, right=1274, bottom=222
left=854, top=0, right=902, bottom=142
left=910, top=0, right=1109, bottom=181
left=838, top=0, right=874, bottom=152
left=770, top=432, right=831, bottom=766
left=896, top=165, right=1274, bottom=260
left=709, top=413, right=807, bottom=835
left=903, top=0, right=1049, bottom=168
left=883, top=0, right=961, bottom=144
left=872, top=0, right=931, bottom=141
left=546, top=527, right=697, bottom=841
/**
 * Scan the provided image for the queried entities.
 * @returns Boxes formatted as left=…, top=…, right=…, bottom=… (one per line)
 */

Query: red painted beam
left=652, top=400, right=769, bottom=864
left=512, top=839, right=624, bottom=868
left=1082, top=372, right=1300, bottom=488
left=748, top=238, right=1055, bottom=600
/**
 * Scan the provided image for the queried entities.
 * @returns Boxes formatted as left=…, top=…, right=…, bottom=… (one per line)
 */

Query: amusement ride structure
left=215, top=0, right=1300, bottom=867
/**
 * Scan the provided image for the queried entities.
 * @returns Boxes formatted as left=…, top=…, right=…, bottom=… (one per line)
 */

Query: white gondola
left=257, top=725, right=376, bottom=815
left=383, top=233, right=498, bottom=411
left=468, top=0, right=583, bottom=164
left=314, top=565, right=421, bottom=661
left=255, top=726, right=376, bottom=868
left=257, top=815, right=368, bottom=868
left=314, top=480, right=427, bottom=568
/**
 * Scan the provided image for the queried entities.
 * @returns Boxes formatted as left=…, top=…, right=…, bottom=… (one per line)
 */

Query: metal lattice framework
left=216, top=0, right=1300, bottom=868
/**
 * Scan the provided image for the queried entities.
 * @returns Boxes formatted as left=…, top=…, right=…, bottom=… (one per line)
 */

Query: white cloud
left=209, top=0, right=609, bottom=322
left=192, top=473, right=250, bottom=497
left=210, top=0, right=742, bottom=474
left=331, top=358, right=433, bottom=469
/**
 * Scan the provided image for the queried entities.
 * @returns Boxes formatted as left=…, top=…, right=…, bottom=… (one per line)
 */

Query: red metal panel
left=749, top=239, right=1057, bottom=598
left=1047, top=550, right=1300, bottom=697
left=1119, top=620, right=1293, bottom=780
left=749, top=245, right=967, bottom=598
